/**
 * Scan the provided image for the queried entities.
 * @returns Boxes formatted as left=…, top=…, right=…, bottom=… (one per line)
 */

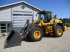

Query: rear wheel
left=53, top=25, right=63, bottom=37
left=28, top=27, right=43, bottom=41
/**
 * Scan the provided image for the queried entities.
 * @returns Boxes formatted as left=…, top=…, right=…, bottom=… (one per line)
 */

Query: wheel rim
left=34, top=30, right=41, bottom=39
left=57, top=29, right=62, bottom=36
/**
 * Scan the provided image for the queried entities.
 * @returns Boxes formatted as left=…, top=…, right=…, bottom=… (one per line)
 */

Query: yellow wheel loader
left=5, top=10, right=67, bottom=47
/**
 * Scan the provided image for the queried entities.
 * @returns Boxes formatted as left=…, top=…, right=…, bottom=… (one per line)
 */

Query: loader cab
left=38, top=11, right=52, bottom=22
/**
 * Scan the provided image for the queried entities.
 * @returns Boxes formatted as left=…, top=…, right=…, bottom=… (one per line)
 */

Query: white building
left=0, top=1, right=42, bottom=34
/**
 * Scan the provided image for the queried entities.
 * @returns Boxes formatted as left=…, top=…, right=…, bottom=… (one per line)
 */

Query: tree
left=59, top=17, right=70, bottom=27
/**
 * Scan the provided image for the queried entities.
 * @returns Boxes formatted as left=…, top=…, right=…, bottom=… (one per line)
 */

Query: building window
left=1, top=27, right=6, bottom=29
left=13, top=11, right=32, bottom=13
left=1, top=30, right=6, bottom=33
left=13, top=14, right=33, bottom=16
left=1, top=24, right=6, bottom=26
left=0, top=24, right=7, bottom=33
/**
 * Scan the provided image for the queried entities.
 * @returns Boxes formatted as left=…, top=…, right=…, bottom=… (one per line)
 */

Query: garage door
left=12, top=11, right=33, bottom=27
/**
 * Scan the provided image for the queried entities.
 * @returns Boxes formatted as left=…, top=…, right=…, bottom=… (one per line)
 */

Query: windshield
left=37, top=12, right=51, bottom=21
left=38, top=14, right=45, bottom=19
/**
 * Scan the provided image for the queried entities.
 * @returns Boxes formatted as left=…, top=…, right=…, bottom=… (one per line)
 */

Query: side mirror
left=54, top=15, right=57, bottom=19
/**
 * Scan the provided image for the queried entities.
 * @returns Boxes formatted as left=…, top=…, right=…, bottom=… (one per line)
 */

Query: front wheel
left=28, top=27, right=43, bottom=41
left=53, top=25, right=63, bottom=37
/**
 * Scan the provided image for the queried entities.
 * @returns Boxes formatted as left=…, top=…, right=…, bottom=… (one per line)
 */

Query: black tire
left=28, top=27, right=43, bottom=41
left=53, top=25, right=63, bottom=37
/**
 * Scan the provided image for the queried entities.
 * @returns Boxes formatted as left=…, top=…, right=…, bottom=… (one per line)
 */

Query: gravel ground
left=0, top=27, right=70, bottom=52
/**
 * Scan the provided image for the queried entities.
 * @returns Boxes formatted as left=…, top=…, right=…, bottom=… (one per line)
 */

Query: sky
left=0, top=0, right=70, bottom=18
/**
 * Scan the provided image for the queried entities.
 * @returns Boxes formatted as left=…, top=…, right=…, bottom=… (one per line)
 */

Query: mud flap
left=4, top=30, right=22, bottom=48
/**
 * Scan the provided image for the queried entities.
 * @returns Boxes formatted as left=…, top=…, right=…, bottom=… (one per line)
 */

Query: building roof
left=0, top=1, right=42, bottom=11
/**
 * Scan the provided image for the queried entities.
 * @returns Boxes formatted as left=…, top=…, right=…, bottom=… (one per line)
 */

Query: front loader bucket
left=4, top=30, right=22, bottom=48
